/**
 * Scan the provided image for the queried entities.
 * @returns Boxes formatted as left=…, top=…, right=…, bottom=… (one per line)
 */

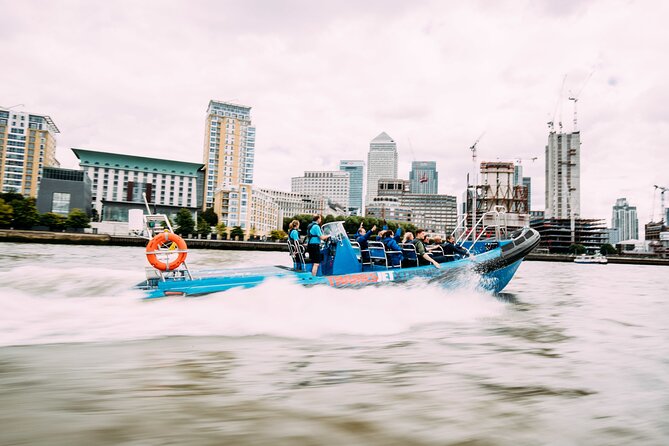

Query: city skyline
left=2, top=1, right=667, bottom=227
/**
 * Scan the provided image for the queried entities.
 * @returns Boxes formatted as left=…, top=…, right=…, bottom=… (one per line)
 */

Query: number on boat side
left=377, top=271, right=394, bottom=282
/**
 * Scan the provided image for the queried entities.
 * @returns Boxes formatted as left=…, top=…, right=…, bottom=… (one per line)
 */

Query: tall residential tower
left=366, top=132, right=397, bottom=205
left=202, top=101, right=255, bottom=209
left=612, top=198, right=638, bottom=241
left=0, top=107, right=60, bottom=196
left=545, top=131, right=580, bottom=219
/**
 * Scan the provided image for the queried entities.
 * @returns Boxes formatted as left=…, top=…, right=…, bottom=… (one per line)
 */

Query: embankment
left=0, top=229, right=288, bottom=252
left=3, top=230, right=667, bottom=264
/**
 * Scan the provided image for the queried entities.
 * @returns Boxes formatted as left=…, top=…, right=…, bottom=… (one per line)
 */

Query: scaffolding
left=530, top=217, right=608, bottom=253
left=466, top=162, right=530, bottom=229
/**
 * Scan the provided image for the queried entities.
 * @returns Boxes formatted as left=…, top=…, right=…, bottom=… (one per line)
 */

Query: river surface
left=1, top=243, right=668, bottom=445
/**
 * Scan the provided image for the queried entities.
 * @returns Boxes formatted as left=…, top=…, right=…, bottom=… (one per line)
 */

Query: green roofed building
left=72, top=148, right=205, bottom=223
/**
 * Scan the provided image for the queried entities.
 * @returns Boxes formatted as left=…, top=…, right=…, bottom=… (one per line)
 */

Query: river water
left=1, top=243, right=668, bottom=445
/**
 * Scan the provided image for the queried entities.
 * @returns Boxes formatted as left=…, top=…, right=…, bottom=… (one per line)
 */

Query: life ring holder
left=146, top=231, right=188, bottom=271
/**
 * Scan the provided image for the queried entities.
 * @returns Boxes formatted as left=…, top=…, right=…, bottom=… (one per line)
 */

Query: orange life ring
left=145, top=232, right=188, bottom=271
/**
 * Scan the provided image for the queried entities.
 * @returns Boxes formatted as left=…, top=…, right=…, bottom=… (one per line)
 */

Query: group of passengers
left=356, top=222, right=469, bottom=269
left=288, top=215, right=469, bottom=275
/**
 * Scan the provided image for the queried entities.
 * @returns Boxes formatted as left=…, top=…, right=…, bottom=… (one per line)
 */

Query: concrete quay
left=0, top=229, right=288, bottom=252
left=2, top=230, right=667, bottom=264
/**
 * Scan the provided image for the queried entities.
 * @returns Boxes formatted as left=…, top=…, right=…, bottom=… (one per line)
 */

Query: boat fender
left=146, top=232, right=188, bottom=271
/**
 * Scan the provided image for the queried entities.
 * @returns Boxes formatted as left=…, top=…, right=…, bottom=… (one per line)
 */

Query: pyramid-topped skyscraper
left=365, top=132, right=398, bottom=208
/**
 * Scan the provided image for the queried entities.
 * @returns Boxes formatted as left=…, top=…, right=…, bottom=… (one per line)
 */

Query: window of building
left=52, top=192, right=71, bottom=216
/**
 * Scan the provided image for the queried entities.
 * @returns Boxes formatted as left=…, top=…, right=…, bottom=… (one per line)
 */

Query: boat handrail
left=454, top=206, right=508, bottom=252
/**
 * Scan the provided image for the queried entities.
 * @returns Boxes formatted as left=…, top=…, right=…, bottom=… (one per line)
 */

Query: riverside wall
left=0, top=229, right=289, bottom=252
left=2, top=229, right=667, bottom=264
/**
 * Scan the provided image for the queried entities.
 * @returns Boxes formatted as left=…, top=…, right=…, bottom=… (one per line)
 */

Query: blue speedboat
left=136, top=212, right=539, bottom=299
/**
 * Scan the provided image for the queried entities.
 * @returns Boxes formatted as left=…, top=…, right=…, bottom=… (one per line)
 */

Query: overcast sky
left=2, top=0, right=668, bottom=229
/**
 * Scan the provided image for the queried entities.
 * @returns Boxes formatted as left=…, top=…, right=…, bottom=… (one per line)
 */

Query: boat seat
left=428, top=245, right=444, bottom=256
left=401, top=243, right=419, bottom=267
left=368, top=241, right=390, bottom=268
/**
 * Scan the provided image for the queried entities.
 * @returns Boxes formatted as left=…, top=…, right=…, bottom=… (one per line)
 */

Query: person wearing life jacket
left=306, top=215, right=330, bottom=276
left=288, top=220, right=300, bottom=243
left=381, top=230, right=404, bottom=267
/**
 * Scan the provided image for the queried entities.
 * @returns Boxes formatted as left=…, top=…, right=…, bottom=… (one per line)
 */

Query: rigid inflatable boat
left=135, top=210, right=539, bottom=299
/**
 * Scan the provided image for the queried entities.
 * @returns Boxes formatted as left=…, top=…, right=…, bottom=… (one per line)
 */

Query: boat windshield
left=322, top=222, right=347, bottom=243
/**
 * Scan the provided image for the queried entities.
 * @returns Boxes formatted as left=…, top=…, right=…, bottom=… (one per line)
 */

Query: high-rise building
left=202, top=100, right=255, bottom=209
left=522, top=177, right=532, bottom=211
left=612, top=198, right=638, bottom=241
left=339, top=160, right=364, bottom=215
left=545, top=131, right=580, bottom=219
left=513, top=165, right=523, bottom=186
left=0, top=107, right=60, bottom=196
left=409, top=161, right=438, bottom=194
left=291, top=171, right=350, bottom=210
left=366, top=132, right=397, bottom=205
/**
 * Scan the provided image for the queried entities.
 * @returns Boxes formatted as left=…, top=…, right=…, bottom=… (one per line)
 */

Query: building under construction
left=530, top=217, right=607, bottom=253
left=464, top=161, right=530, bottom=230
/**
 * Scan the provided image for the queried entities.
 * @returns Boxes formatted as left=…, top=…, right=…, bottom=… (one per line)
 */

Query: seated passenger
left=381, top=230, right=404, bottom=267
left=412, top=229, right=441, bottom=269
left=402, top=232, right=414, bottom=243
left=443, top=235, right=469, bottom=259
left=356, top=223, right=377, bottom=262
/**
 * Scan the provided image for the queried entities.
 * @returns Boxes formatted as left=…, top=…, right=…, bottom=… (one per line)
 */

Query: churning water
left=1, top=243, right=668, bottom=445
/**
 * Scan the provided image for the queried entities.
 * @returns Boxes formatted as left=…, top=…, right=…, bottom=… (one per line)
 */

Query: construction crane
left=568, top=71, right=594, bottom=132
left=469, top=132, right=485, bottom=164
left=548, top=75, right=567, bottom=132
left=515, top=157, right=538, bottom=164
left=655, top=185, right=668, bottom=222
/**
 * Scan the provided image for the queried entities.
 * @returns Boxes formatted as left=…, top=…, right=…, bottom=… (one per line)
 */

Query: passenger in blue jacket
left=393, top=227, right=403, bottom=243
left=356, top=223, right=376, bottom=262
left=381, top=230, right=404, bottom=267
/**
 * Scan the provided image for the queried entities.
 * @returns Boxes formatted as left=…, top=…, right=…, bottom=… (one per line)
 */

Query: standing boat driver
left=413, top=229, right=441, bottom=269
left=306, top=215, right=331, bottom=276
left=443, top=235, right=469, bottom=260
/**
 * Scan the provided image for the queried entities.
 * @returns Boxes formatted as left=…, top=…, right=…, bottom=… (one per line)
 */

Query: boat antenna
left=469, top=132, right=485, bottom=241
